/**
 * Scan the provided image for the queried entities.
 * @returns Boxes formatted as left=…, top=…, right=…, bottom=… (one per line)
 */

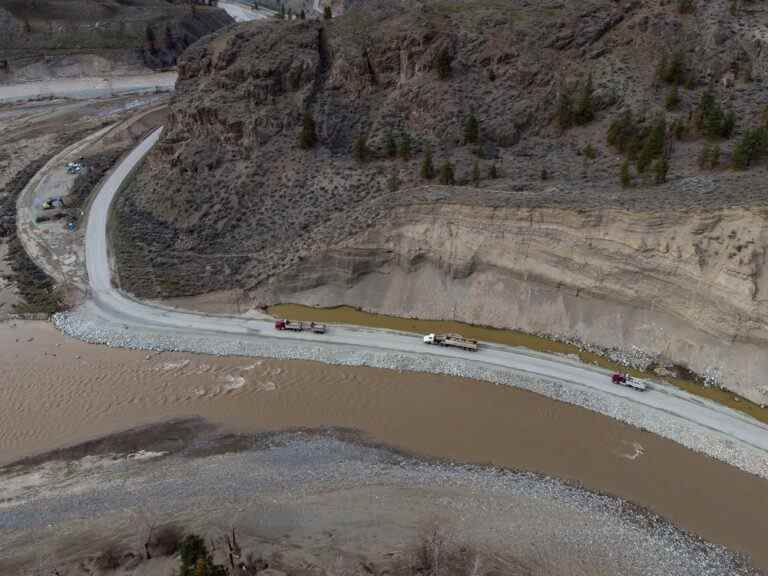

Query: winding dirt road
left=68, top=127, right=768, bottom=474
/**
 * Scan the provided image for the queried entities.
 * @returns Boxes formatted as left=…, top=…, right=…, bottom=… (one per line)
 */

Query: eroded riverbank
left=2, top=320, right=768, bottom=568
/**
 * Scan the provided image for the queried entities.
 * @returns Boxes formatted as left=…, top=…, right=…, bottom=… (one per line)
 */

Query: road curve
left=58, top=128, right=768, bottom=478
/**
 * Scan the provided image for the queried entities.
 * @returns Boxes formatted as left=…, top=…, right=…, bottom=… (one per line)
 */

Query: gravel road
left=46, top=128, right=768, bottom=481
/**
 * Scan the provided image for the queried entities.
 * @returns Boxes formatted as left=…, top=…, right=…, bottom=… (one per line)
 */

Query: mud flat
left=2, top=320, right=768, bottom=568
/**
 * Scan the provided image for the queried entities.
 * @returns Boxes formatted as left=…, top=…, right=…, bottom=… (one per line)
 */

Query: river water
left=1, top=320, right=767, bottom=568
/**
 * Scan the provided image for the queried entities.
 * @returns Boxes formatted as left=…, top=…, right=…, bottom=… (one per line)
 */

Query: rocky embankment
left=0, top=1, right=233, bottom=83
left=114, top=0, right=768, bottom=399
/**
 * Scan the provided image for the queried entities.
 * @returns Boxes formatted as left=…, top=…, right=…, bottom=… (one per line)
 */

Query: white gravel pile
left=53, top=310, right=768, bottom=481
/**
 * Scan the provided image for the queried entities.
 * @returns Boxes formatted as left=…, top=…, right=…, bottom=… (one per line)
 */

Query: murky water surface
left=1, top=321, right=768, bottom=568
left=270, top=304, right=768, bottom=423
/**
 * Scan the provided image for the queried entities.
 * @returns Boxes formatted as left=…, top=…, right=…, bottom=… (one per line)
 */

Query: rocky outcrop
left=0, top=1, right=233, bottom=83
left=256, top=199, right=768, bottom=403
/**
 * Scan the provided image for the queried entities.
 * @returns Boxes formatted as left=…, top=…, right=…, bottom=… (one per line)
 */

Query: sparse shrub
left=620, top=160, right=632, bottom=187
left=299, top=111, right=317, bottom=149
left=398, top=134, right=411, bottom=161
left=653, top=157, right=669, bottom=183
left=540, top=167, right=549, bottom=180
left=438, top=160, right=455, bottom=184
left=385, top=132, right=397, bottom=158
left=179, top=534, right=227, bottom=576
left=420, top=146, right=435, bottom=179
left=584, top=143, right=597, bottom=159
left=677, top=0, right=695, bottom=14
left=657, top=51, right=687, bottom=85
left=732, top=127, right=768, bottom=170
left=95, top=544, right=123, bottom=571
left=300, top=9, right=305, bottom=19
left=323, top=5, right=332, bottom=19
left=488, top=164, right=499, bottom=179
left=353, top=135, right=369, bottom=162
left=574, top=74, right=595, bottom=125
left=464, top=114, right=480, bottom=144
left=435, top=47, right=452, bottom=80
left=149, top=525, right=183, bottom=557
left=665, top=85, right=680, bottom=110
left=699, top=143, right=720, bottom=169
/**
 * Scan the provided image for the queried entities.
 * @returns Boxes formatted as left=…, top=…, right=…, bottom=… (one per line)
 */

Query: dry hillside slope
left=0, top=0, right=233, bottom=83
left=114, top=0, right=768, bottom=400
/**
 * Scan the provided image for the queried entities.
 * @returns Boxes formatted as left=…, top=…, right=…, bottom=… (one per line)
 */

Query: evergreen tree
left=438, top=160, right=455, bottom=185
left=385, top=131, right=398, bottom=158
left=488, top=164, right=499, bottom=179
left=353, top=135, right=369, bottom=162
left=574, top=74, right=595, bottom=125
left=388, top=167, right=400, bottom=192
left=557, top=90, right=574, bottom=130
left=398, top=134, right=411, bottom=161
left=472, top=160, right=481, bottom=186
left=300, top=9, right=305, bottom=19
left=665, top=84, right=680, bottom=110
left=435, top=47, right=452, bottom=80
left=464, top=114, right=480, bottom=144
left=145, top=25, right=157, bottom=54
left=420, top=146, right=435, bottom=179
left=323, top=5, right=332, bottom=19
left=653, top=157, right=669, bottom=184
left=620, top=160, right=632, bottom=187
left=299, top=111, right=317, bottom=149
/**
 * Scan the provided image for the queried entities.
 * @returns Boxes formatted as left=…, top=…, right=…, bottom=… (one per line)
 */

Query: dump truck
left=274, top=319, right=326, bottom=334
left=611, top=373, right=648, bottom=391
left=423, top=333, right=479, bottom=352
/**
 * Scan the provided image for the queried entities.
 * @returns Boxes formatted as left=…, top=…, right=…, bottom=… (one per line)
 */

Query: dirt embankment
left=112, top=0, right=768, bottom=397
left=0, top=1, right=233, bottom=84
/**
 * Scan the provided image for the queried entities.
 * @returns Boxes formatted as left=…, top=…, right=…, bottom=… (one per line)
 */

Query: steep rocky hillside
left=114, top=0, right=768, bottom=398
left=0, top=0, right=233, bottom=82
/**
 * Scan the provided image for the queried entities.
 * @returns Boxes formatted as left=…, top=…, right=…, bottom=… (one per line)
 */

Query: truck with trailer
left=423, top=333, right=479, bottom=352
left=611, top=373, right=648, bottom=391
left=274, top=319, right=327, bottom=334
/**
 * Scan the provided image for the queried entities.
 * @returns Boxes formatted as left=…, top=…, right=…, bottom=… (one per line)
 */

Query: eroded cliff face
left=256, top=202, right=768, bottom=403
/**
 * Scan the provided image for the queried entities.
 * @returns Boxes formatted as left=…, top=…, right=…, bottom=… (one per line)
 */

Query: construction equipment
left=274, top=319, right=327, bottom=334
left=611, top=373, right=648, bottom=391
left=423, top=333, right=479, bottom=352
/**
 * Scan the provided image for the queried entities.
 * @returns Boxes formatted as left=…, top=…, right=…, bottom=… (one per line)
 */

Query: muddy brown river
left=2, top=320, right=768, bottom=568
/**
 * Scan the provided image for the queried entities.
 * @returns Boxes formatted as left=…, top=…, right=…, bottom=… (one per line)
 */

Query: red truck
left=274, top=319, right=327, bottom=334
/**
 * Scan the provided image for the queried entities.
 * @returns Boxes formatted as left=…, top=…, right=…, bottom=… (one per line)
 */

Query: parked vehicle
left=423, top=333, right=479, bottom=352
left=42, top=196, right=65, bottom=210
left=274, top=319, right=326, bottom=334
left=611, top=373, right=648, bottom=391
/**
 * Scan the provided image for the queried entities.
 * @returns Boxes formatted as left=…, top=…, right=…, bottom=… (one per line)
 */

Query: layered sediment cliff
left=256, top=198, right=768, bottom=402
